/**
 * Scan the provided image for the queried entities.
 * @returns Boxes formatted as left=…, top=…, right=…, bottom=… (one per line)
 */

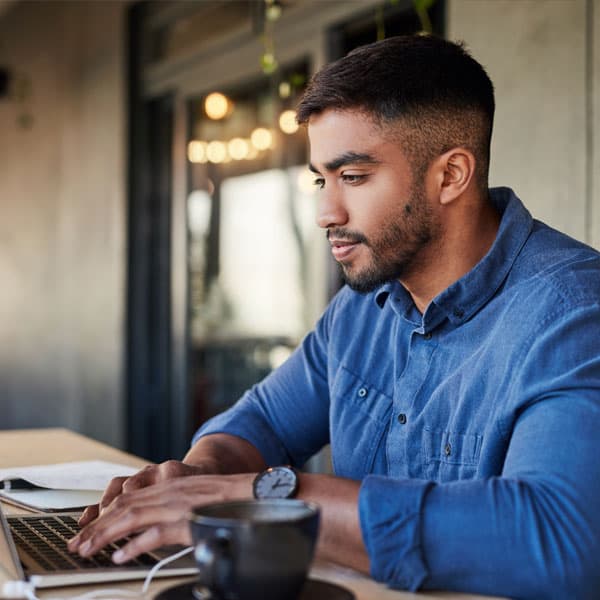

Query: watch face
left=253, top=466, right=298, bottom=499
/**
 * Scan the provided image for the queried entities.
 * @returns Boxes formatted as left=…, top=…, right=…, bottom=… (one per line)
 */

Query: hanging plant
left=260, top=0, right=282, bottom=75
left=382, top=0, right=436, bottom=38
left=413, top=0, right=435, bottom=34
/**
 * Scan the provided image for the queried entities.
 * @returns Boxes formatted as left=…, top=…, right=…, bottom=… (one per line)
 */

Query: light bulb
left=187, top=140, right=208, bottom=163
left=279, top=110, right=298, bottom=134
left=250, top=127, right=273, bottom=150
left=228, top=137, right=250, bottom=160
left=206, top=141, right=228, bottom=163
left=204, top=93, right=230, bottom=120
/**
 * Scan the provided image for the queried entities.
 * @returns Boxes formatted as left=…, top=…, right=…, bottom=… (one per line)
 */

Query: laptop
left=0, top=503, right=197, bottom=593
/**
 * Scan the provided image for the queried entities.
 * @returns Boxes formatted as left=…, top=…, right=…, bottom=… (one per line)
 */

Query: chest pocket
left=422, top=427, right=483, bottom=483
left=329, top=366, right=392, bottom=480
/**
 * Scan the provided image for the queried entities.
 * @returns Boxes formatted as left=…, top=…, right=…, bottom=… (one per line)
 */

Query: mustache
left=326, top=228, right=369, bottom=245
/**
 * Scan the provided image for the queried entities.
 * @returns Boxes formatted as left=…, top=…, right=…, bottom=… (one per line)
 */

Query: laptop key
left=8, top=515, right=160, bottom=571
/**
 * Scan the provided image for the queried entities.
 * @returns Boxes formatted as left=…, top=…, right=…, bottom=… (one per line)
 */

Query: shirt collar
left=431, top=187, right=532, bottom=326
left=374, top=187, right=533, bottom=328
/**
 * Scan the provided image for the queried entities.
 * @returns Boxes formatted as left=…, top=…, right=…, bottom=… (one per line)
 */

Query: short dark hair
left=297, top=35, right=495, bottom=192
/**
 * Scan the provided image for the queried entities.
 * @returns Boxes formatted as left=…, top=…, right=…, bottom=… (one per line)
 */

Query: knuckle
left=108, top=476, right=127, bottom=489
left=112, top=494, right=128, bottom=510
left=164, top=459, right=184, bottom=475
left=120, top=478, right=136, bottom=492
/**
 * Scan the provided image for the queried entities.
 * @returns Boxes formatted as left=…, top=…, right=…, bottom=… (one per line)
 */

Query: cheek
left=347, top=180, right=403, bottom=223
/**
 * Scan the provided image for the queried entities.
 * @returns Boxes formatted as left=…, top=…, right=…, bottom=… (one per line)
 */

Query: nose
left=316, top=185, right=349, bottom=229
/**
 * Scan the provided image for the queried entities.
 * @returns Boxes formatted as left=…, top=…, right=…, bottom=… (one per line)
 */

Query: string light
left=250, top=127, right=273, bottom=150
left=228, top=137, right=250, bottom=160
left=204, top=92, right=230, bottom=120
left=278, top=110, right=298, bottom=134
left=187, top=141, right=208, bottom=163
left=206, top=141, right=228, bottom=163
left=278, top=82, right=291, bottom=99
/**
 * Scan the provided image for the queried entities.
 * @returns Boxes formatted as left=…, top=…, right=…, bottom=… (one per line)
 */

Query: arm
left=296, top=473, right=367, bottom=573
left=183, top=432, right=267, bottom=473
left=77, top=432, right=267, bottom=527
left=71, top=299, right=338, bottom=555
left=69, top=468, right=370, bottom=570
left=360, top=305, right=600, bottom=599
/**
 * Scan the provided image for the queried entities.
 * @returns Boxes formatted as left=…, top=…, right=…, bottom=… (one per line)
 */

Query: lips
left=329, top=239, right=360, bottom=261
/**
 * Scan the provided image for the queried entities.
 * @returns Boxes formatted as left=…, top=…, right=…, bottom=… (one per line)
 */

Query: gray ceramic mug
left=189, top=499, right=320, bottom=600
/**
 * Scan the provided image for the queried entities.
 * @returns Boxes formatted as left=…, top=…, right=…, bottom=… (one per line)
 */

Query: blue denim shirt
left=194, top=188, right=600, bottom=599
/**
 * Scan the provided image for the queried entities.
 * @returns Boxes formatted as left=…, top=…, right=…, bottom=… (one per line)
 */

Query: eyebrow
left=309, top=151, right=380, bottom=173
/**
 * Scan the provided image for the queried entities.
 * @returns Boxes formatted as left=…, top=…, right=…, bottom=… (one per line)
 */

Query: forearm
left=298, top=473, right=369, bottom=573
left=183, top=432, right=268, bottom=474
left=187, top=439, right=368, bottom=570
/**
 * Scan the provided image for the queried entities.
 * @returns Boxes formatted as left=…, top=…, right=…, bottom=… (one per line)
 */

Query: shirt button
left=453, top=308, right=465, bottom=318
left=423, top=332, right=432, bottom=340
left=398, top=413, right=407, bottom=425
left=358, top=387, right=368, bottom=398
left=444, top=443, right=452, bottom=456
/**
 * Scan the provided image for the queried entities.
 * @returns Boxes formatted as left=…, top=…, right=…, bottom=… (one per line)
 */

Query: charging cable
left=7, top=546, right=195, bottom=600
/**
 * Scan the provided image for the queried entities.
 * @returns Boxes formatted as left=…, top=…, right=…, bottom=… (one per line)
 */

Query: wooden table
left=0, top=429, right=505, bottom=599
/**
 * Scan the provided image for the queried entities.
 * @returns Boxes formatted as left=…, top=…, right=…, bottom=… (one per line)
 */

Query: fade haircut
left=297, top=35, right=495, bottom=194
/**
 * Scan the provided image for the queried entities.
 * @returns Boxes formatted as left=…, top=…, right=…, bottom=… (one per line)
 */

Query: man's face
left=308, top=109, right=439, bottom=293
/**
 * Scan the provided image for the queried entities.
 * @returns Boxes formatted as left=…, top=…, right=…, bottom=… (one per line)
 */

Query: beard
left=329, top=184, right=438, bottom=294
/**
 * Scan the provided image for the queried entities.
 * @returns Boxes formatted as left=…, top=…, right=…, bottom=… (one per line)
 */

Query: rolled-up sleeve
left=359, top=476, right=433, bottom=591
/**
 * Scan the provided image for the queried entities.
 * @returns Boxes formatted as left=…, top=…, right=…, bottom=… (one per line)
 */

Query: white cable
left=141, top=546, right=194, bottom=595
left=24, top=584, right=41, bottom=600
left=49, top=589, right=140, bottom=600
left=39, top=546, right=195, bottom=600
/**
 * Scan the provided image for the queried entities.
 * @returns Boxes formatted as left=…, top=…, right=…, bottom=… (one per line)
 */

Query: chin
left=343, top=271, right=389, bottom=294
left=342, top=261, right=405, bottom=294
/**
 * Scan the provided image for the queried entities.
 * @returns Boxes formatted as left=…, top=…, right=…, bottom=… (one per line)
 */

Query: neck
left=400, top=191, right=500, bottom=314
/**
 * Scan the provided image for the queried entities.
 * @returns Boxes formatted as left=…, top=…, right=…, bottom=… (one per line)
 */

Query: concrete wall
left=448, top=0, right=598, bottom=246
left=0, top=0, right=127, bottom=447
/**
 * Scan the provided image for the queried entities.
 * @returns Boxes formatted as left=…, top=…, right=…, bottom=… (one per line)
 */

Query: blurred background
left=0, top=0, right=598, bottom=463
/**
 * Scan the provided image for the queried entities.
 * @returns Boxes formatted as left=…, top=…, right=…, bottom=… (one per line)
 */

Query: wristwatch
left=253, top=465, right=299, bottom=499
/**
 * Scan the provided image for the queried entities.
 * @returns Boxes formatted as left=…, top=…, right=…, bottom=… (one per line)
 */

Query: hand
left=68, top=473, right=255, bottom=563
left=78, top=460, right=217, bottom=527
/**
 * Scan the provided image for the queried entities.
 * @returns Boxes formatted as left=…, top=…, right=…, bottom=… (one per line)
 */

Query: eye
left=313, top=177, right=325, bottom=189
left=341, top=173, right=366, bottom=185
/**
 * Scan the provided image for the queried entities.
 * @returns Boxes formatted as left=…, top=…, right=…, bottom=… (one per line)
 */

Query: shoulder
left=508, top=220, right=600, bottom=310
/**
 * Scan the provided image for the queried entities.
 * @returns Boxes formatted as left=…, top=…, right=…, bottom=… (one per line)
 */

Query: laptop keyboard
left=8, top=514, right=159, bottom=572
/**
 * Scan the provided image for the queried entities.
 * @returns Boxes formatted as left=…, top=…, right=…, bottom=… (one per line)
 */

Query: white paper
left=0, top=489, right=103, bottom=512
left=0, top=461, right=138, bottom=491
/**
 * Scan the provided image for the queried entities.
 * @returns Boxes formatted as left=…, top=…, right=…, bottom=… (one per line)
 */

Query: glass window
left=186, top=62, right=318, bottom=425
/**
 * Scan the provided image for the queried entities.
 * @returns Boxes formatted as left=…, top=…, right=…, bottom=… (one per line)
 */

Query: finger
left=70, top=474, right=246, bottom=556
left=158, top=460, right=190, bottom=478
left=112, top=520, right=191, bottom=564
left=70, top=477, right=128, bottom=550
left=99, top=476, right=129, bottom=510
left=77, top=504, right=100, bottom=527
left=71, top=469, right=175, bottom=551
left=122, top=465, right=165, bottom=494
left=75, top=497, right=190, bottom=558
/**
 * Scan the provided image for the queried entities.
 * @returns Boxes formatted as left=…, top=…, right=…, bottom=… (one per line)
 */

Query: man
left=69, top=36, right=600, bottom=599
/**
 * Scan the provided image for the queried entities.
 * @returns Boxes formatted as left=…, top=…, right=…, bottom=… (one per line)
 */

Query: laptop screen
left=0, top=504, right=25, bottom=583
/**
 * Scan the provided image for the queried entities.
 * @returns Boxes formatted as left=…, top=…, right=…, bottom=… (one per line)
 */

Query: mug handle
left=194, top=527, right=234, bottom=594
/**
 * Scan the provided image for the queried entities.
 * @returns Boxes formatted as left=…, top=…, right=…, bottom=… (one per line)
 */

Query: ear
left=430, top=148, right=476, bottom=206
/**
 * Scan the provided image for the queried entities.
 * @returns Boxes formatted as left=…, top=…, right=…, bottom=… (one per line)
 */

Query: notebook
left=0, top=503, right=197, bottom=593
left=0, top=460, right=139, bottom=513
